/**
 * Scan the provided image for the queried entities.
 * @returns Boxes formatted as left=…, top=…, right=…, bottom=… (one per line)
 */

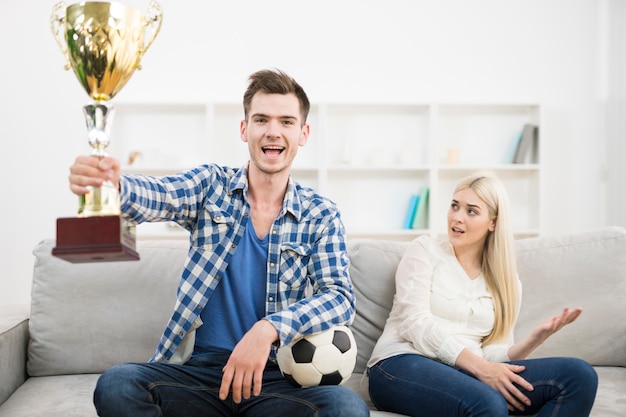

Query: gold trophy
left=50, top=1, right=162, bottom=263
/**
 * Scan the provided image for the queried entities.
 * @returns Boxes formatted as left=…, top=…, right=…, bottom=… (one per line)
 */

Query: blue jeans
left=368, top=354, right=597, bottom=417
left=94, top=352, right=369, bottom=417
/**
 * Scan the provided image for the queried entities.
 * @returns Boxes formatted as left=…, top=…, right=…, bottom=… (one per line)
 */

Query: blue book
left=504, top=129, right=523, bottom=163
left=402, top=194, right=420, bottom=229
left=411, top=187, right=430, bottom=229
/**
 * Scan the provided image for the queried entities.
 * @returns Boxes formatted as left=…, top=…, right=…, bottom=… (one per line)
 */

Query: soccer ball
left=276, top=325, right=357, bottom=388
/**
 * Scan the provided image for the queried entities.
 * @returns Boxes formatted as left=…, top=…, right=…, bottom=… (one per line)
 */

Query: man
left=69, top=69, right=369, bottom=417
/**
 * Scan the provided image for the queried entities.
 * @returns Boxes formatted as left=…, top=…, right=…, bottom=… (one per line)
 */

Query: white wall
left=604, top=0, right=626, bottom=226
left=0, top=0, right=609, bottom=306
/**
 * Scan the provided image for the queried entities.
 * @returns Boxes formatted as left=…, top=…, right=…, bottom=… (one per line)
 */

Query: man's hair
left=243, top=69, right=310, bottom=125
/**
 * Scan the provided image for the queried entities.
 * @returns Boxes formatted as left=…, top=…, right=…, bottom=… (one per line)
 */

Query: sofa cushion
left=28, top=239, right=189, bottom=376
left=514, top=226, right=626, bottom=367
left=0, top=374, right=99, bottom=417
left=0, top=305, right=29, bottom=405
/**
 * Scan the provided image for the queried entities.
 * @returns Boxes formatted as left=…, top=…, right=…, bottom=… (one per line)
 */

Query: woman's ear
left=489, top=219, right=496, bottom=232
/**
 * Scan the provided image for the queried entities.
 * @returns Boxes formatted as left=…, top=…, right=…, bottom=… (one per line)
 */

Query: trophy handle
left=50, top=2, right=70, bottom=70
left=137, top=1, right=163, bottom=69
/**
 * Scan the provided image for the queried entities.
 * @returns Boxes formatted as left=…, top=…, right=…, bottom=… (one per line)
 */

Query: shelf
left=109, top=102, right=209, bottom=171
left=346, top=229, right=427, bottom=242
left=323, top=104, right=430, bottom=168
left=436, top=103, right=540, bottom=166
left=437, top=164, right=540, bottom=172
left=326, top=166, right=430, bottom=173
left=109, top=101, right=542, bottom=240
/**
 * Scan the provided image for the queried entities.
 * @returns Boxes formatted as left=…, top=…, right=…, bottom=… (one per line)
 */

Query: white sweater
left=367, top=235, right=516, bottom=368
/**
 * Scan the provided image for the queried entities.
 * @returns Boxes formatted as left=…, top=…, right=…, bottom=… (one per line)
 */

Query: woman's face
left=447, top=188, right=495, bottom=250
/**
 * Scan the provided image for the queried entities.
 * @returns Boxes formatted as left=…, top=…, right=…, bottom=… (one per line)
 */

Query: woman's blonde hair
left=454, top=172, right=520, bottom=345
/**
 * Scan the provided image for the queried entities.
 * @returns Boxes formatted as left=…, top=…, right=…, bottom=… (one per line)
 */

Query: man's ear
left=240, top=119, right=248, bottom=143
left=299, top=123, right=310, bottom=147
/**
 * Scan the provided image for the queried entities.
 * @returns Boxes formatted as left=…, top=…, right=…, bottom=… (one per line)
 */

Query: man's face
left=240, top=92, right=309, bottom=176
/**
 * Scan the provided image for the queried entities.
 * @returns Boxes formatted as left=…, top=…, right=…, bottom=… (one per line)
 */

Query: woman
left=367, top=173, right=598, bottom=417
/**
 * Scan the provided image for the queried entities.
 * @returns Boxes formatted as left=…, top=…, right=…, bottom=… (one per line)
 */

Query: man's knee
left=95, top=364, right=137, bottom=395
left=324, top=386, right=370, bottom=417
left=94, top=363, right=147, bottom=415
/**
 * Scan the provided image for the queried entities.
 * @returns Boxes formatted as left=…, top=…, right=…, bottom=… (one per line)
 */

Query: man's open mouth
left=263, top=146, right=284, bottom=155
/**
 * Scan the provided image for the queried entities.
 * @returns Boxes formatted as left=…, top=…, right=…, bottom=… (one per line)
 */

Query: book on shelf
left=410, top=187, right=430, bottom=229
left=402, top=194, right=420, bottom=229
left=512, top=123, right=539, bottom=164
left=503, top=129, right=523, bottom=163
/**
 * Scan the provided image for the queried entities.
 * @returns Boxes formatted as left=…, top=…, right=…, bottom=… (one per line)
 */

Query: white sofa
left=1, top=226, right=625, bottom=416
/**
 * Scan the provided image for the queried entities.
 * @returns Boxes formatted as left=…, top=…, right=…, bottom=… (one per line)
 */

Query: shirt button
left=196, top=305, right=203, bottom=311
left=215, top=216, right=221, bottom=221
left=272, top=230, right=277, bottom=234
left=268, top=296, right=274, bottom=302
left=231, top=244, right=237, bottom=249
left=270, top=262, right=275, bottom=267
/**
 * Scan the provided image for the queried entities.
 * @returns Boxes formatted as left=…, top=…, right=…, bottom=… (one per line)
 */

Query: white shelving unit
left=108, top=101, right=541, bottom=241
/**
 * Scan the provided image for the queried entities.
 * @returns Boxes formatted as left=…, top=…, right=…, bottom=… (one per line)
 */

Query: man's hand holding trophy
left=50, top=1, right=162, bottom=263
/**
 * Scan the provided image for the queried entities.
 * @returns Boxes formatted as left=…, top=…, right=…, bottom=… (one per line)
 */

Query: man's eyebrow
left=250, top=112, right=298, bottom=120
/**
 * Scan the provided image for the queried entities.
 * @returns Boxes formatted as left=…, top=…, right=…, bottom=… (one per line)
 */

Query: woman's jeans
left=368, top=354, right=598, bottom=417
left=94, top=352, right=370, bottom=417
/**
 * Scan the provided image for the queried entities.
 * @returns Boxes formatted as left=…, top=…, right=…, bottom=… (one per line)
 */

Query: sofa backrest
left=347, top=238, right=408, bottom=373
left=28, top=226, right=626, bottom=377
left=28, top=239, right=187, bottom=376
left=513, top=226, right=626, bottom=366
left=348, top=226, right=626, bottom=372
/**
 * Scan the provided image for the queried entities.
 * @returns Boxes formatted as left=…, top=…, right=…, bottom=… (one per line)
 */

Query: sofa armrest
left=0, top=304, right=30, bottom=406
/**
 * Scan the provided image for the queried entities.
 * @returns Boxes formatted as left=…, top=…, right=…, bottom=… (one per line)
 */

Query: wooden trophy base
left=52, top=215, right=140, bottom=263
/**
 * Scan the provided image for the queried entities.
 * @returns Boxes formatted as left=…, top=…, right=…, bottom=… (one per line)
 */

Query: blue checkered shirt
left=119, top=163, right=355, bottom=363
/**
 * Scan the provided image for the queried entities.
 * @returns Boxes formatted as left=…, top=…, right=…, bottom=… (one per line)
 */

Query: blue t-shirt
left=193, top=223, right=268, bottom=355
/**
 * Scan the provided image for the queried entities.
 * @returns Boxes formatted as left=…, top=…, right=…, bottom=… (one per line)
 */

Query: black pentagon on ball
left=291, top=338, right=317, bottom=363
left=320, top=371, right=344, bottom=386
left=283, top=373, right=302, bottom=388
left=332, top=329, right=352, bottom=353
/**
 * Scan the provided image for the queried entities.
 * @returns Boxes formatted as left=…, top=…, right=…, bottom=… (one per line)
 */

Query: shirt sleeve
left=482, top=339, right=512, bottom=362
left=119, top=167, right=215, bottom=227
left=395, top=237, right=467, bottom=366
left=120, top=174, right=185, bottom=224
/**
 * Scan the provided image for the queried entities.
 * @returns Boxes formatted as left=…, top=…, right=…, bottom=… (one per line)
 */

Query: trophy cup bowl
left=50, top=1, right=162, bottom=263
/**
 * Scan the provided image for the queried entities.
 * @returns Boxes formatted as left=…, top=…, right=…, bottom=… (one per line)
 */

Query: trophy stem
left=80, top=102, right=121, bottom=217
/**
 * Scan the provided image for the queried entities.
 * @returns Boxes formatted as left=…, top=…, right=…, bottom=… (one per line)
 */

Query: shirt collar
left=228, top=163, right=303, bottom=222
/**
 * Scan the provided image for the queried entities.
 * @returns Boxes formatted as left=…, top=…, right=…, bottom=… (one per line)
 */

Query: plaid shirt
left=119, top=163, right=355, bottom=363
